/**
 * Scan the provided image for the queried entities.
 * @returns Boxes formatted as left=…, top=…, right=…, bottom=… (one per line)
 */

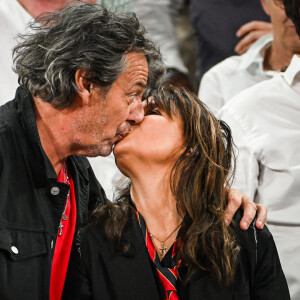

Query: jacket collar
left=14, top=86, right=90, bottom=188
left=237, top=34, right=276, bottom=78
left=283, top=54, right=300, bottom=88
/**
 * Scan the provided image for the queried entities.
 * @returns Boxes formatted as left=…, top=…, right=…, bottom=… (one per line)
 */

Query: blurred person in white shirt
left=199, top=0, right=300, bottom=114
left=218, top=1, right=300, bottom=297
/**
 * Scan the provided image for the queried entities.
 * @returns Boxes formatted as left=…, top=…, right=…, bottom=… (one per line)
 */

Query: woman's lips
left=120, top=132, right=129, bottom=138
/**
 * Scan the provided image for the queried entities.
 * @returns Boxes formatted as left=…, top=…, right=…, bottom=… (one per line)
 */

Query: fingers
left=235, top=21, right=273, bottom=55
left=239, top=194, right=257, bottom=230
left=255, top=204, right=267, bottom=229
left=235, top=31, right=263, bottom=54
left=236, top=20, right=272, bottom=38
left=235, top=30, right=272, bottom=54
left=224, top=188, right=243, bottom=226
left=225, top=189, right=267, bottom=231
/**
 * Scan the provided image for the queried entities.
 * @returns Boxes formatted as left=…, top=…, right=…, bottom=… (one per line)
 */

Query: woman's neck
left=130, top=171, right=182, bottom=259
left=130, top=170, right=183, bottom=258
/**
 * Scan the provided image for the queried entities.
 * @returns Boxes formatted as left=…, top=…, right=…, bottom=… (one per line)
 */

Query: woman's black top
left=63, top=209, right=290, bottom=300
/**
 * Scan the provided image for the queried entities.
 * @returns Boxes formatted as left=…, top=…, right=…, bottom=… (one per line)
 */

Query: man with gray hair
left=0, top=3, right=163, bottom=299
left=0, top=2, right=267, bottom=300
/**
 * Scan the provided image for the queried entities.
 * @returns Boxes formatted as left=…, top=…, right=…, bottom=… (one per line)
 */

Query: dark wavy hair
left=13, top=2, right=164, bottom=108
left=283, top=0, right=300, bottom=36
left=93, top=85, right=239, bottom=285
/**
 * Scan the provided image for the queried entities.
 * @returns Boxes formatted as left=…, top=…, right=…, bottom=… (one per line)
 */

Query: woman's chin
left=113, top=132, right=131, bottom=152
left=114, top=155, right=131, bottom=179
left=113, top=139, right=124, bottom=156
left=113, top=140, right=131, bottom=166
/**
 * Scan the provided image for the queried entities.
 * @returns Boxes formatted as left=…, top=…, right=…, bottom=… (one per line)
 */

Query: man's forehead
left=124, top=51, right=148, bottom=69
left=119, top=53, right=148, bottom=84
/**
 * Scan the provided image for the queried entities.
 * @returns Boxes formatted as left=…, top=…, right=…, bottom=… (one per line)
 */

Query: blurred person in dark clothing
left=190, top=0, right=271, bottom=78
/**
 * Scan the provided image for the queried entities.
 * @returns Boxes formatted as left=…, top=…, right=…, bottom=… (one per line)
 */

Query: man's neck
left=264, top=41, right=296, bottom=72
left=34, top=97, right=73, bottom=175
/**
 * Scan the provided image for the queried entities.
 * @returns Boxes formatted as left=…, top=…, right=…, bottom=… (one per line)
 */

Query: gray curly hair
left=13, top=2, right=165, bottom=108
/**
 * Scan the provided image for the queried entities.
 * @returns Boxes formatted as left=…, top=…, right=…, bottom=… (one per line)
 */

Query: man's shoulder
left=0, top=101, right=19, bottom=138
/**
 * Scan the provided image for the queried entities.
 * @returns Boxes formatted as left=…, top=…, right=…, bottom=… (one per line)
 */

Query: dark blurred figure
left=190, top=0, right=271, bottom=78
left=283, top=0, right=300, bottom=34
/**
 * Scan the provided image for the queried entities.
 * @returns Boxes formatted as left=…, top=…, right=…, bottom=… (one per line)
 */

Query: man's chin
left=84, top=144, right=113, bottom=158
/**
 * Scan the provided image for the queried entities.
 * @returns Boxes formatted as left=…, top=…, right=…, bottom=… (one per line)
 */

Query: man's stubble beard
left=71, top=100, right=114, bottom=157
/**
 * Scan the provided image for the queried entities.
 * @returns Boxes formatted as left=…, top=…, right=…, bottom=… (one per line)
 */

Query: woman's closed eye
left=145, top=109, right=162, bottom=116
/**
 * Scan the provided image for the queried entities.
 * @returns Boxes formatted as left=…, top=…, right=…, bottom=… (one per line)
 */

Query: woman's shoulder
left=232, top=209, right=273, bottom=252
left=232, top=210, right=290, bottom=299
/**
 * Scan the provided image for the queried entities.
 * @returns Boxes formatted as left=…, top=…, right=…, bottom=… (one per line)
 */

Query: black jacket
left=63, top=209, right=290, bottom=300
left=0, top=87, right=106, bottom=300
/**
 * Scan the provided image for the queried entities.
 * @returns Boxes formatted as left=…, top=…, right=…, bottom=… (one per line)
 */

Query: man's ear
left=260, top=0, right=271, bottom=16
left=75, top=69, right=92, bottom=98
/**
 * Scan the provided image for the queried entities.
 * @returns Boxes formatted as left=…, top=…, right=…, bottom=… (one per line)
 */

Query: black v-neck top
left=63, top=209, right=290, bottom=300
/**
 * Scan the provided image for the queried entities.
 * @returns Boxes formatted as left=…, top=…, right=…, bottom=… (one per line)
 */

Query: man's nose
left=127, top=101, right=144, bottom=125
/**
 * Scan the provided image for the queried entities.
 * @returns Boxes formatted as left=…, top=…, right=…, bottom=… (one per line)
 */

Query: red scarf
left=135, top=210, right=181, bottom=300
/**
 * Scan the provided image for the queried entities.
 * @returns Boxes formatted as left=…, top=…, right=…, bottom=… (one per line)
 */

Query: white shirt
left=0, top=0, right=32, bottom=105
left=199, top=34, right=276, bottom=114
left=218, top=54, right=300, bottom=226
left=88, top=154, right=124, bottom=201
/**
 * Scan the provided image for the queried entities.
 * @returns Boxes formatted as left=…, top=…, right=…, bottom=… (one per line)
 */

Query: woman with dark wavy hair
left=63, top=85, right=289, bottom=300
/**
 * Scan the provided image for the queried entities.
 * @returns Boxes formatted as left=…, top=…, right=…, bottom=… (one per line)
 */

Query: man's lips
left=115, top=131, right=130, bottom=142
